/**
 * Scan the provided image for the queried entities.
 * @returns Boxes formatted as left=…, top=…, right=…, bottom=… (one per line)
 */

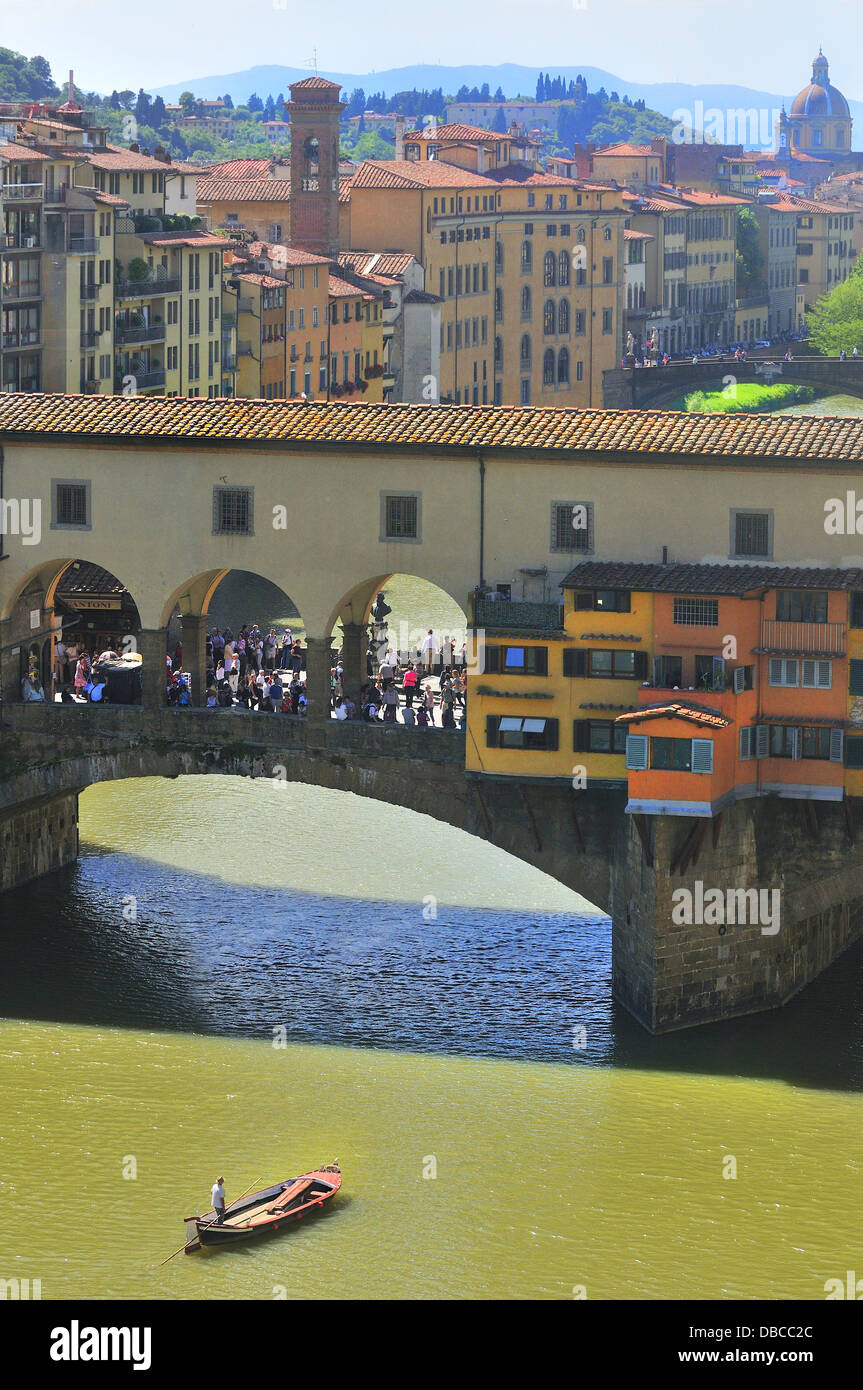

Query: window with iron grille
left=732, top=509, right=771, bottom=557
left=551, top=501, right=593, bottom=553
left=213, top=486, right=253, bottom=535
left=52, top=481, right=89, bottom=528
left=381, top=493, right=421, bottom=542
left=673, top=597, right=718, bottom=626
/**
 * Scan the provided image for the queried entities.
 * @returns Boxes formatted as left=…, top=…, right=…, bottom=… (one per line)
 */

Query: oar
left=157, top=1176, right=265, bottom=1267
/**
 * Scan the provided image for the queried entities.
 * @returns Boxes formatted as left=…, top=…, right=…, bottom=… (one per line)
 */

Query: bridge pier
left=611, top=797, right=863, bottom=1032
left=0, top=788, right=80, bottom=892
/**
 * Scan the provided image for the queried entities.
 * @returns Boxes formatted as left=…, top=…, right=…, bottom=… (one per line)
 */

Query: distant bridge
left=603, top=356, right=863, bottom=410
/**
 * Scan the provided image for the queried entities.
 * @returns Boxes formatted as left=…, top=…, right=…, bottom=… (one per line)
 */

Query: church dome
left=790, top=51, right=850, bottom=119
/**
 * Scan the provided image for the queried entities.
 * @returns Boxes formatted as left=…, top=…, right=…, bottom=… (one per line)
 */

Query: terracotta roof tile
left=197, top=177, right=294, bottom=202
left=5, top=398, right=863, bottom=463
left=351, top=159, right=493, bottom=190
left=563, top=560, right=863, bottom=593
left=616, top=701, right=732, bottom=729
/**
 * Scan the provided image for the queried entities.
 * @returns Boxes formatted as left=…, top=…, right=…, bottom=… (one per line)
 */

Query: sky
left=3, top=0, right=862, bottom=98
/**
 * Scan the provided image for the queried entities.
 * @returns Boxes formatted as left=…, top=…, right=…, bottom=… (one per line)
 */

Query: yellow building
left=590, top=139, right=667, bottom=190
left=226, top=241, right=331, bottom=399
left=328, top=274, right=384, bottom=403
left=232, top=271, right=287, bottom=399
left=792, top=195, right=854, bottom=310
left=196, top=174, right=352, bottom=247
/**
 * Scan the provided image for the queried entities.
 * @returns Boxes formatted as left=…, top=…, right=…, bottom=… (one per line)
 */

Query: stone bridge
left=602, top=356, right=863, bottom=410
left=5, top=701, right=863, bottom=1037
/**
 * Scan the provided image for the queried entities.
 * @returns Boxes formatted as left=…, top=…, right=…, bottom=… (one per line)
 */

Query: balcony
left=759, top=619, right=845, bottom=657
left=1, top=280, right=40, bottom=301
left=114, top=369, right=165, bottom=391
left=43, top=184, right=69, bottom=204
left=471, top=598, right=564, bottom=631
left=80, top=330, right=102, bottom=349
left=237, top=297, right=254, bottom=314
left=4, top=232, right=41, bottom=250
left=2, top=182, right=43, bottom=202
left=67, top=237, right=99, bottom=254
left=114, top=322, right=166, bottom=345
left=115, top=277, right=180, bottom=299
left=79, top=283, right=99, bottom=300
left=2, top=329, right=40, bottom=349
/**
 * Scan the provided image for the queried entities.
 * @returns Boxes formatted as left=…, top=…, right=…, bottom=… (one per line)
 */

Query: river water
left=2, top=512, right=863, bottom=1302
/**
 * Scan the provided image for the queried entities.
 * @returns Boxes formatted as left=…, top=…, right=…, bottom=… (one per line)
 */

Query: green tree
left=806, top=260, right=863, bottom=355
left=179, top=90, right=195, bottom=113
left=492, top=105, right=506, bottom=133
left=735, top=206, right=764, bottom=299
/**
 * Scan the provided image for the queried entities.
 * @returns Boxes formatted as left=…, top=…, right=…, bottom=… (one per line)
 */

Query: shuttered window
left=850, top=659, right=863, bottom=695
left=625, top=734, right=648, bottom=770
left=573, top=719, right=627, bottom=753
left=769, top=657, right=798, bottom=687
left=483, top=646, right=548, bottom=675
left=733, top=510, right=771, bottom=557
left=846, top=734, right=863, bottom=767
left=485, top=715, right=558, bottom=750
left=691, top=738, right=714, bottom=774
left=801, top=660, right=832, bottom=689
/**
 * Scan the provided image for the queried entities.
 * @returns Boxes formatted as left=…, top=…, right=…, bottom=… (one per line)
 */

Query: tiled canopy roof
left=563, top=561, right=863, bottom=593
left=616, top=702, right=732, bottom=729
left=5, top=397, right=863, bottom=460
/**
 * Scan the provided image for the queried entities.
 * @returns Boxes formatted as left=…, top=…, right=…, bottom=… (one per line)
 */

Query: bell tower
left=287, top=76, right=345, bottom=256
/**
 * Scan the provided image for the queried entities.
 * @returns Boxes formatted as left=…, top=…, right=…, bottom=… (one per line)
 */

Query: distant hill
left=0, top=46, right=59, bottom=102
left=151, top=62, right=863, bottom=149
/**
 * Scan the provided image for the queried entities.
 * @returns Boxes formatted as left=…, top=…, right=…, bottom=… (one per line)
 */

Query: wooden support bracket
left=519, top=784, right=542, bottom=852
left=672, top=818, right=708, bottom=876
left=632, top=813, right=654, bottom=869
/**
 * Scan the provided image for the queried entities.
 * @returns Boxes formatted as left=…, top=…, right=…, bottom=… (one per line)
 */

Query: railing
left=1, top=281, right=40, bottom=300
left=79, top=283, right=98, bottom=300
left=115, top=277, right=180, bottom=298
left=80, top=330, right=102, bottom=349
left=67, top=237, right=99, bottom=254
left=1, top=182, right=43, bottom=201
left=114, top=323, right=165, bottom=344
left=2, top=330, right=40, bottom=348
left=760, top=619, right=846, bottom=656
left=114, top=369, right=165, bottom=390
left=4, top=233, right=41, bottom=250
left=43, top=184, right=69, bottom=203
left=471, top=599, right=563, bottom=630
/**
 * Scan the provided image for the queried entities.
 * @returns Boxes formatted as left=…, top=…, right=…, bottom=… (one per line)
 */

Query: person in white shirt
left=211, top=1177, right=226, bottom=1223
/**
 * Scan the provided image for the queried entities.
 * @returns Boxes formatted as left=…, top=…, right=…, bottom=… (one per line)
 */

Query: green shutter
left=625, top=734, right=648, bottom=770
left=484, top=646, right=501, bottom=675
left=850, top=660, right=863, bottom=696
left=485, top=715, right=499, bottom=747
left=634, top=650, right=648, bottom=681
left=846, top=735, right=863, bottom=768
left=691, top=738, right=714, bottom=774
left=573, top=720, right=589, bottom=752
left=563, top=648, right=586, bottom=677
left=545, top=718, right=558, bottom=751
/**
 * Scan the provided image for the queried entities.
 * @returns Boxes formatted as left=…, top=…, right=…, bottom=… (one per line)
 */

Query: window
left=520, top=285, right=532, bottom=320
left=768, top=658, right=798, bottom=687
left=558, top=300, right=569, bottom=334
left=558, top=251, right=570, bottom=287
left=486, top=715, right=558, bottom=750
left=651, top=737, right=693, bottom=771
left=673, top=598, right=718, bottom=626
left=213, top=486, right=253, bottom=535
left=543, top=300, right=555, bottom=335
left=602, top=256, right=613, bottom=284
left=802, top=726, right=832, bottom=760
left=655, top=654, right=683, bottom=687
left=564, top=649, right=647, bottom=679
left=846, top=735, right=863, bottom=768
left=551, top=501, right=593, bottom=553
left=775, top=590, right=827, bottom=623
left=52, top=480, right=89, bottom=529
left=602, top=307, right=613, bottom=333
left=732, top=509, right=772, bottom=558
left=801, top=659, right=832, bottom=689
left=543, top=348, right=555, bottom=386
left=543, top=251, right=556, bottom=287
left=520, top=333, right=531, bottom=367
left=573, top=589, right=631, bottom=613
left=483, top=645, right=548, bottom=676
left=381, top=492, right=421, bottom=542
left=557, top=347, right=569, bottom=384
left=573, top=719, right=627, bottom=754
left=521, top=241, right=532, bottom=272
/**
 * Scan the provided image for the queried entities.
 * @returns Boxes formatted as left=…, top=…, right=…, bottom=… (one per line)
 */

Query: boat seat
left=269, top=1179, right=314, bottom=1212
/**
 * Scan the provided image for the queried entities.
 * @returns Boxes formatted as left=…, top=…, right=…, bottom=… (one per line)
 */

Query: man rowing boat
left=211, top=1176, right=226, bottom=1223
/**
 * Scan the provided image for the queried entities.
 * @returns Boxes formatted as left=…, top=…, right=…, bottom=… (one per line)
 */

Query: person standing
left=211, top=1177, right=226, bottom=1223
left=403, top=663, right=418, bottom=707
left=421, top=629, right=436, bottom=676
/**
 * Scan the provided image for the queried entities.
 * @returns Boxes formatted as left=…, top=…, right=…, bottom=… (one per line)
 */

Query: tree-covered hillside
left=0, top=48, right=59, bottom=102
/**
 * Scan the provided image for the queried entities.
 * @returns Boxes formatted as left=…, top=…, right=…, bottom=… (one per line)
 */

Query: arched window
left=520, top=333, right=531, bottom=367
left=543, top=348, right=555, bottom=385
left=543, top=299, right=555, bottom=334
left=521, top=285, right=532, bottom=320
left=543, top=251, right=556, bottom=287
left=495, top=240, right=504, bottom=270
left=603, top=226, right=612, bottom=241
left=558, top=299, right=569, bottom=334
left=558, top=250, right=570, bottom=286
left=521, top=240, right=532, bottom=272
left=494, top=335, right=503, bottom=368
left=576, top=227, right=586, bottom=242
left=558, top=346, right=570, bottom=383
left=639, top=287, right=646, bottom=307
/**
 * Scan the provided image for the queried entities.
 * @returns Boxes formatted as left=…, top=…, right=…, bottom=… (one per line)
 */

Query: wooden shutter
left=802, top=659, right=816, bottom=688
left=574, top=591, right=592, bottom=610
left=850, top=660, right=863, bottom=696
left=739, top=726, right=752, bottom=760
left=756, top=725, right=770, bottom=758
left=532, top=646, right=548, bottom=676
left=634, top=650, right=648, bottom=680
left=483, top=645, right=501, bottom=674
left=789, top=727, right=801, bottom=761
left=563, top=648, right=586, bottom=677
left=691, top=738, right=714, bottom=773
left=544, top=718, right=559, bottom=750
left=817, top=661, right=832, bottom=689
left=625, top=734, right=648, bottom=770
left=733, top=665, right=746, bottom=694
left=573, top=720, right=589, bottom=752
left=712, top=657, right=725, bottom=688
left=830, top=728, right=844, bottom=763
left=769, top=657, right=783, bottom=686
left=485, top=715, right=499, bottom=747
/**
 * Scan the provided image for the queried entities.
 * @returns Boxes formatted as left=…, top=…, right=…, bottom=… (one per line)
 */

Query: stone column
left=339, top=622, right=367, bottom=705
left=180, top=614, right=209, bottom=706
left=303, top=636, right=334, bottom=725
left=136, top=628, right=168, bottom=710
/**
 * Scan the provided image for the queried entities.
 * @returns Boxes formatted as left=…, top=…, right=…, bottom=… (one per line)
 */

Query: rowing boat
left=183, top=1162, right=341, bottom=1253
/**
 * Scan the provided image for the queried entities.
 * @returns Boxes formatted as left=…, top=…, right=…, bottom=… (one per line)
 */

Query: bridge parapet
left=602, top=356, right=863, bottom=410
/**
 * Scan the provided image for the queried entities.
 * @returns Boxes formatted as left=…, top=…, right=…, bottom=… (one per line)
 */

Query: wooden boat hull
left=184, top=1165, right=341, bottom=1254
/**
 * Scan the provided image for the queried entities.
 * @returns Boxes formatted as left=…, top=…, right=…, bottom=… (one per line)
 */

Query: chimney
left=129, top=141, right=140, bottom=153
left=153, top=145, right=170, bottom=163
left=395, top=113, right=405, bottom=161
